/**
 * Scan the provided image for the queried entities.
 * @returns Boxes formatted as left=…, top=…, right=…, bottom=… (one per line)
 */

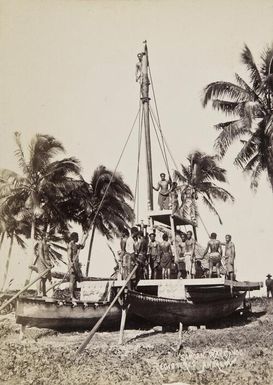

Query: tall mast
left=141, top=42, right=154, bottom=211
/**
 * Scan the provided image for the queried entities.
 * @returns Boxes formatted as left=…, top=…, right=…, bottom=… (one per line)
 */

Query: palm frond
left=42, top=157, right=82, bottom=181
left=234, top=132, right=259, bottom=169
left=260, top=45, right=273, bottom=79
left=250, top=161, right=264, bottom=191
left=241, top=45, right=262, bottom=91
left=173, top=169, right=187, bottom=183
left=211, top=100, right=240, bottom=116
left=201, top=195, right=223, bottom=224
left=243, top=154, right=260, bottom=172
left=214, top=119, right=252, bottom=158
left=14, top=132, right=29, bottom=175
left=201, top=184, right=234, bottom=203
left=29, top=134, right=65, bottom=174
left=202, top=81, right=251, bottom=107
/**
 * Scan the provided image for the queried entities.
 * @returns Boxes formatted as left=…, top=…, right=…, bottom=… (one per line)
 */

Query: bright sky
left=0, top=0, right=273, bottom=294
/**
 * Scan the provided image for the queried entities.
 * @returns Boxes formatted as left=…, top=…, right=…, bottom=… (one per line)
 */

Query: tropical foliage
left=0, top=133, right=135, bottom=284
left=174, top=151, right=234, bottom=224
left=0, top=132, right=83, bottom=286
left=203, top=44, right=273, bottom=190
left=76, top=165, right=135, bottom=276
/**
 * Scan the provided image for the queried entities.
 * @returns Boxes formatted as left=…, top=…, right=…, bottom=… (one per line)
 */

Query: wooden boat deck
left=114, top=277, right=263, bottom=291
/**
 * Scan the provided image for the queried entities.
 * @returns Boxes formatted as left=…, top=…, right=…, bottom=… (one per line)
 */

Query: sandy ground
left=0, top=298, right=273, bottom=385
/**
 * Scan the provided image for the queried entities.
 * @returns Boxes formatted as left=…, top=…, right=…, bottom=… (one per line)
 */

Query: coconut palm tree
left=203, top=44, right=273, bottom=191
left=78, top=165, right=135, bottom=276
left=0, top=215, right=27, bottom=291
left=0, top=132, right=82, bottom=281
left=174, top=151, right=234, bottom=224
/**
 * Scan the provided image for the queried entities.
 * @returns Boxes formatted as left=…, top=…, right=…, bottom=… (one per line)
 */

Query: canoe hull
left=127, top=290, right=246, bottom=325
left=16, top=296, right=122, bottom=330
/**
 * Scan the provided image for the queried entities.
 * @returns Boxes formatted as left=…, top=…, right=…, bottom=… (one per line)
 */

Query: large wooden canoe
left=124, top=277, right=262, bottom=325
left=16, top=296, right=122, bottom=330
left=126, top=289, right=247, bottom=325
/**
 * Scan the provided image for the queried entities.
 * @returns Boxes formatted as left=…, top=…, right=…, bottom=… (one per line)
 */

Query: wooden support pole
left=177, top=322, right=183, bottom=352
left=170, top=215, right=178, bottom=262
left=118, top=306, right=129, bottom=345
left=19, top=325, right=26, bottom=341
left=76, top=264, right=138, bottom=356
left=0, top=268, right=51, bottom=313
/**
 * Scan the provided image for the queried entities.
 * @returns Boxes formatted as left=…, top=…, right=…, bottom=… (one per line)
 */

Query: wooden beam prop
left=0, top=268, right=51, bottom=313
left=170, top=215, right=178, bottom=262
left=118, top=305, right=130, bottom=345
left=76, top=264, right=138, bottom=356
left=177, top=322, right=183, bottom=352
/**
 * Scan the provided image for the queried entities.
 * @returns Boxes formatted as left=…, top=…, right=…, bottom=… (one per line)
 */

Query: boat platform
left=148, top=209, right=196, bottom=227
left=114, top=277, right=263, bottom=291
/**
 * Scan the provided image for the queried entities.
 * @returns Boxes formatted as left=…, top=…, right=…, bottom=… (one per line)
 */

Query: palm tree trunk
left=0, top=232, right=5, bottom=253
left=85, top=225, right=96, bottom=277
left=25, top=218, right=36, bottom=285
left=1, top=233, right=14, bottom=291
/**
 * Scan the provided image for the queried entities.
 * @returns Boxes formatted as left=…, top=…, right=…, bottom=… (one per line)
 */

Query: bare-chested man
left=135, top=52, right=144, bottom=82
left=222, top=234, right=235, bottom=280
left=36, top=233, right=53, bottom=296
left=184, top=231, right=196, bottom=278
left=67, top=232, right=83, bottom=304
left=153, top=173, right=171, bottom=210
left=203, top=232, right=222, bottom=278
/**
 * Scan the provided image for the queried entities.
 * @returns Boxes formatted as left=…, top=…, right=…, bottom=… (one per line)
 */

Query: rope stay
left=81, top=106, right=141, bottom=248
left=149, top=108, right=170, bottom=174
left=49, top=107, right=141, bottom=291
left=148, top=65, right=171, bottom=179
left=148, top=66, right=212, bottom=238
left=198, top=212, right=210, bottom=237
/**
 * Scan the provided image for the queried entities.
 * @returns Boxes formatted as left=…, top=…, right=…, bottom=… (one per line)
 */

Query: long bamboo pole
left=0, top=268, right=51, bottom=313
left=85, top=225, right=95, bottom=277
left=76, top=264, right=138, bottom=356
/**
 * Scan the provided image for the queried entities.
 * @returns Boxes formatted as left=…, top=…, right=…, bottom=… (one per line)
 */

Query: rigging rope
left=50, top=107, right=141, bottom=292
left=149, top=108, right=171, bottom=174
left=148, top=65, right=171, bottom=178
left=81, top=107, right=141, bottom=248
left=198, top=211, right=210, bottom=238
left=162, top=134, right=180, bottom=172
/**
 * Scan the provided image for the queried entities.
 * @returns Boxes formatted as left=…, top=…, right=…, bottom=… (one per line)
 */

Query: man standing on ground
left=67, top=232, right=83, bottom=304
left=203, top=233, right=222, bottom=278
left=153, top=173, right=171, bottom=210
left=223, top=234, right=235, bottom=280
left=265, top=274, right=273, bottom=298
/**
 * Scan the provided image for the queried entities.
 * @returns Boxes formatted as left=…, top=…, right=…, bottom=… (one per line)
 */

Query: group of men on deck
left=33, top=228, right=235, bottom=301
left=119, top=228, right=236, bottom=281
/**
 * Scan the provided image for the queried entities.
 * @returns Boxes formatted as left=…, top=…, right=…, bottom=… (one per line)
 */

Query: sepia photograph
left=0, top=0, right=273, bottom=384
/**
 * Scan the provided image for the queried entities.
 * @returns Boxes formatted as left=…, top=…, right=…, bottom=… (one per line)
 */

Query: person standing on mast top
left=136, top=52, right=144, bottom=83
